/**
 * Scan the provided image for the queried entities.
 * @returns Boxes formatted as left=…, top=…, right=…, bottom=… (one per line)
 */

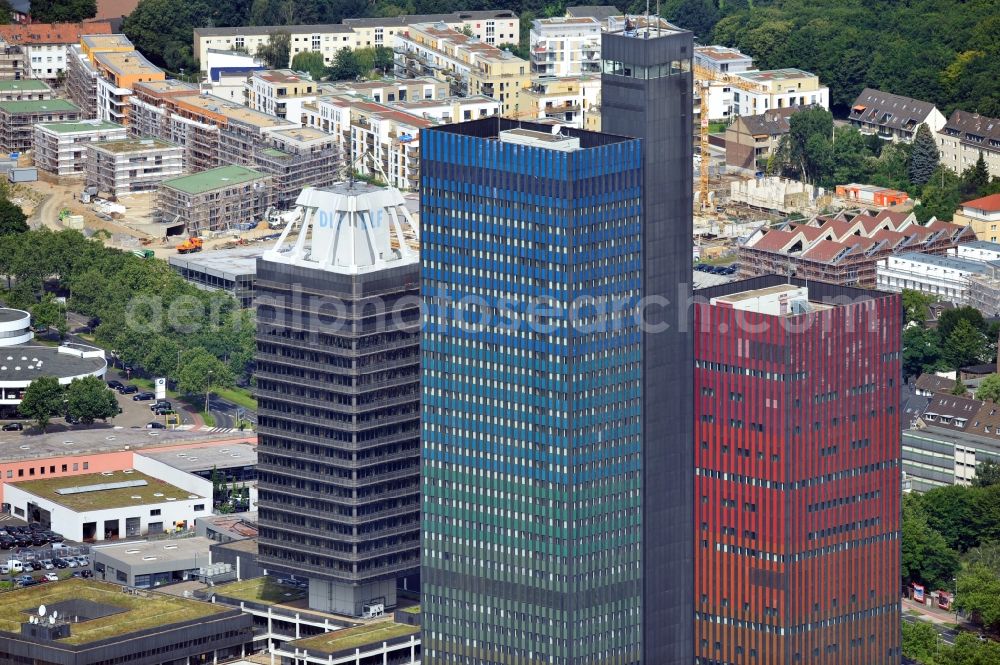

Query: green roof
left=92, top=137, right=176, bottom=153
left=0, top=578, right=227, bottom=645
left=261, top=147, right=289, bottom=158
left=211, top=576, right=306, bottom=605
left=12, top=469, right=203, bottom=511
left=291, top=622, right=419, bottom=654
left=0, top=99, right=79, bottom=114
left=0, top=80, right=50, bottom=92
left=36, top=120, right=124, bottom=135
left=161, top=165, right=267, bottom=195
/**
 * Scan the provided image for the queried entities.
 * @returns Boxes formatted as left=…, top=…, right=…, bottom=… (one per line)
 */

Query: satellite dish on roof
left=551, top=124, right=561, bottom=136
left=49, top=616, right=55, bottom=625
left=51, top=610, right=58, bottom=620
left=37, top=605, right=46, bottom=617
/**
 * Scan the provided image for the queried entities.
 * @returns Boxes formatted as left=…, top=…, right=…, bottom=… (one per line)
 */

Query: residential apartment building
left=724, top=107, right=794, bottom=173
left=849, top=88, right=946, bottom=142
left=421, top=119, right=646, bottom=663
left=66, top=33, right=165, bottom=123
left=877, top=252, right=990, bottom=305
left=245, top=69, right=317, bottom=124
left=0, top=78, right=50, bottom=101
left=519, top=74, right=599, bottom=128
left=939, top=110, right=1000, bottom=176
left=954, top=193, right=1000, bottom=241
left=252, top=126, right=338, bottom=209
left=739, top=208, right=975, bottom=287
left=0, top=39, right=27, bottom=80
left=729, top=68, right=829, bottom=117
left=0, top=21, right=113, bottom=81
left=157, top=165, right=273, bottom=233
left=601, top=23, right=695, bottom=663
left=529, top=16, right=601, bottom=77
left=694, top=44, right=754, bottom=75
left=33, top=119, right=126, bottom=176
left=256, top=182, right=421, bottom=615
left=0, top=98, right=80, bottom=152
left=129, top=84, right=299, bottom=172
left=394, top=23, right=529, bottom=117
left=87, top=138, right=184, bottom=195
left=694, top=278, right=902, bottom=665
left=193, top=10, right=520, bottom=70
left=904, top=393, right=1000, bottom=491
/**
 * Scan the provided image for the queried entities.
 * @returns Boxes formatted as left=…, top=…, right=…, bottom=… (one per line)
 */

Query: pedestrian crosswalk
left=200, top=426, right=251, bottom=434
left=0, top=514, right=16, bottom=522
left=173, top=424, right=195, bottom=431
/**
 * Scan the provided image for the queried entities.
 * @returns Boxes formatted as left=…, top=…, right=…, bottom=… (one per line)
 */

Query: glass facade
left=420, top=119, right=644, bottom=664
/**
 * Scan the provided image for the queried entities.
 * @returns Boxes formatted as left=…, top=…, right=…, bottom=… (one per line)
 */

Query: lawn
left=0, top=578, right=225, bottom=645
left=213, top=386, right=257, bottom=410
left=13, top=470, right=201, bottom=511
left=292, top=621, right=418, bottom=653
left=200, top=410, right=216, bottom=428
left=211, top=576, right=305, bottom=605
left=400, top=604, right=420, bottom=614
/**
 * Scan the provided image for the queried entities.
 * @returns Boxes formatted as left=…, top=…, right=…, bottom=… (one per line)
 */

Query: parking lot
left=0, top=516, right=93, bottom=586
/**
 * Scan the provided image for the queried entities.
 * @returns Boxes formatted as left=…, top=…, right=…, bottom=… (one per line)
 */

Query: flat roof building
left=0, top=98, right=81, bottom=152
left=85, top=137, right=183, bottom=196
left=168, top=246, right=265, bottom=308
left=92, top=536, right=216, bottom=588
left=0, top=78, right=51, bottom=101
left=0, top=578, right=251, bottom=665
left=33, top=119, right=126, bottom=176
left=157, top=165, right=274, bottom=234
left=253, top=126, right=339, bottom=209
left=5, top=468, right=210, bottom=542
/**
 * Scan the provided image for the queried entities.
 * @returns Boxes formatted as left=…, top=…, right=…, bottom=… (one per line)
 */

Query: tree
left=938, top=306, right=988, bottom=341
left=291, top=51, right=325, bottom=80
left=256, top=31, right=290, bottom=68
left=65, top=376, right=118, bottom=425
left=903, top=494, right=960, bottom=589
left=943, top=319, right=988, bottom=369
left=974, top=460, right=1000, bottom=488
left=18, top=376, right=63, bottom=432
left=976, top=375, right=1000, bottom=404
left=30, top=293, right=67, bottom=338
left=0, top=198, right=27, bottom=236
left=920, top=484, right=985, bottom=552
left=901, top=620, right=941, bottom=665
left=328, top=48, right=363, bottom=80
left=27, top=0, right=96, bottom=22
left=903, top=326, right=944, bottom=379
left=915, top=167, right=962, bottom=223
left=910, top=123, right=940, bottom=186
left=372, top=46, right=394, bottom=75
left=952, top=378, right=968, bottom=395
left=961, top=152, right=991, bottom=199
left=176, top=347, right=234, bottom=412
left=902, top=289, right=937, bottom=324
left=775, top=107, right=835, bottom=184
left=956, top=564, right=1000, bottom=631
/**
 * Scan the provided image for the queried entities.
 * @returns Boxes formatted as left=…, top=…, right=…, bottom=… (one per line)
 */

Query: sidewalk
left=902, top=597, right=959, bottom=625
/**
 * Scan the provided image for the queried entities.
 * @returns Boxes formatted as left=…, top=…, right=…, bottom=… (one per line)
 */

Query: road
left=903, top=612, right=959, bottom=646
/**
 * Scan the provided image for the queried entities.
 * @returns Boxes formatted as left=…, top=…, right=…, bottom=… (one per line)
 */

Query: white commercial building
left=33, top=119, right=127, bottom=176
left=529, top=16, right=601, bottom=77
left=877, top=252, right=991, bottom=305
left=5, top=466, right=211, bottom=542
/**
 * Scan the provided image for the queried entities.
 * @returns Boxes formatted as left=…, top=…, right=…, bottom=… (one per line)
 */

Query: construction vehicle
left=131, top=249, right=154, bottom=259
left=175, top=236, right=203, bottom=254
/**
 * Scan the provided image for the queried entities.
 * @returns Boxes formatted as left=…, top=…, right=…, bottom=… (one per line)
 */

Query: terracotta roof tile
left=0, top=21, right=113, bottom=45
left=962, top=193, right=1000, bottom=213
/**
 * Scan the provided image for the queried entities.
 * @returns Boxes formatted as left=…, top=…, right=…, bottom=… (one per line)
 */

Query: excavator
left=175, top=236, right=203, bottom=254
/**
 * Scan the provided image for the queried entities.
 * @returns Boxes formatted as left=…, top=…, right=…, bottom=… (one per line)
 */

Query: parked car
left=150, top=400, right=172, bottom=412
left=40, top=559, right=53, bottom=570
left=133, top=392, right=155, bottom=401
left=118, top=385, right=138, bottom=395
left=107, top=380, right=124, bottom=390
left=44, top=573, right=58, bottom=582
left=80, top=569, right=93, bottom=578
left=153, top=407, right=174, bottom=416
left=65, top=557, right=78, bottom=568
left=146, top=421, right=166, bottom=429
left=1, top=422, right=23, bottom=431
left=52, top=558, right=68, bottom=569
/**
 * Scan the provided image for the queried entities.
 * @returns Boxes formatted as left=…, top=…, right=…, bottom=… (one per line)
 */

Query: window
left=82, top=462, right=89, bottom=470
left=194, top=504, right=205, bottom=511
left=73, top=463, right=78, bottom=471
left=61, top=464, right=67, bottom=472
left=150, top=509, right=161, bottom=516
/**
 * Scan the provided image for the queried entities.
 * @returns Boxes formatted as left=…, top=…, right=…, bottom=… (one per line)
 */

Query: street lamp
left=204, top=370, right=213, bottom=416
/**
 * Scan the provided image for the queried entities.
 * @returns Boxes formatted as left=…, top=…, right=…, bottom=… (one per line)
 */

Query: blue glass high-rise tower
left=420, top=118, right=644, bottom=664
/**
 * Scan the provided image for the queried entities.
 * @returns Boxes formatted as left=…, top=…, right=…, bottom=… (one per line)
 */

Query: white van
left=1, top=559, right=23, bottom=574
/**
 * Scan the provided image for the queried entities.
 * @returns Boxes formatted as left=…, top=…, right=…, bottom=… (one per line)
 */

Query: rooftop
left=11, top=469, right=203, bottom=511
left=212, top=576, right=306, bottom=605
left=0, top=343, right=105, bottom=384
left=269, top=126, right=333, bottom=144
left=168, top=246, right=266, bottom=280
left=140, top=442, right=256, bottom=472
left=739, top=68, right=816, bottom=82
left=94, top=50, right=163, bottom=78
left=0, top=79, right=49, bottom=92
left=850, top=88, right=938, bottom=130
left=175, top=93, right=298, bottom=129
left=161, top=165, right=267, bottom=195
left=565, top=5, right=620, bottom=20
left=891, top=251, right=990, bottom=273
left=0, top=578, right=226, bottom=645
left=35, top=119, right=123, bottom=135
left=81, top=33, right=133, bottom=51
left=90, top=137, right=176, bottom=153
left=291, top=621, right=419, bottom=654
left=93, top=537, right=213, bottom=564
left=0, top=98, right=79, bottom=114
left=695, top=45, right=753, bottom=62
left=963, top=193, right=1000, bottom=213
left=0, top=22, right=114, bottom=46
left=0, top=429, right=255, bottom=464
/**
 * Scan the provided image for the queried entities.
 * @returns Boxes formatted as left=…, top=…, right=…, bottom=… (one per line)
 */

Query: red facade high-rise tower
left=693, top=276, right=901, bottom=665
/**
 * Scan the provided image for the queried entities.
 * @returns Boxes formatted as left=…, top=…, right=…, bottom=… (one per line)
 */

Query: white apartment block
left=245, top=69, right=317, bottom=124
left=193, top=10, right=520, bottom=70
left=0, top=22, right=114, bottom=81
left=33, top=119, right=127, bottom=176
left=694, top=45, right=754, bottom=75
left=520, top=75, right=599, bottom=128
left=939, top=110, right=1000, bottom=177
left=87, top=138, right=184, bottom=196
left=729, top=68, right=829, bottom=118
left=393, top=95, right=499, bottom=123
left=529, top=17, right=601, bottom=77
left=877, top=252, right=991, bottom=305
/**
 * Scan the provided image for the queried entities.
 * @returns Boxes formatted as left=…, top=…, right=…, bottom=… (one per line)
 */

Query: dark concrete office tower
left=601, top=19, right=695, bottom=664
left=255, top=182, right=421, bottom=616
left=421, top=119, right=644, bottom=664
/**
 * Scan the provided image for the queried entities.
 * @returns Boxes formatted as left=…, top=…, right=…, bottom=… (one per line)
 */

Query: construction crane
left=694, top=63, right=770, bottom=212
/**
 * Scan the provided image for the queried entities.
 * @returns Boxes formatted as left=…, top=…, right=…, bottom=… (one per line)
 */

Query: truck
left=175, top=236, right=203, bottom=254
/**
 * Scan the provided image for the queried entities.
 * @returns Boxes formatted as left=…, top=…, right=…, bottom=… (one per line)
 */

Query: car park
left=150, top=400, right=172, bottom=412
left=154, top=407, right=174, bottom=416
left=52, top=558, right=68, bottom=569
left=1, top=422, right=23, bottom=431
left=40, top=559, right=53, bottom=570
left=133, top=392, right=155, bottom=401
